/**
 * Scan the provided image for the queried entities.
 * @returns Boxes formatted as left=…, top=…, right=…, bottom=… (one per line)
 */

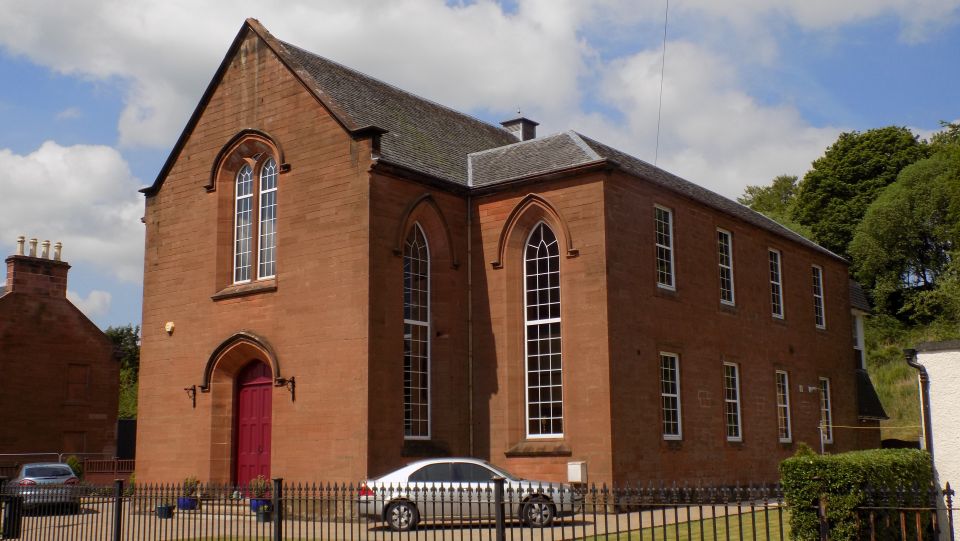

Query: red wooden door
left=235, top=361, right=272, bottom=489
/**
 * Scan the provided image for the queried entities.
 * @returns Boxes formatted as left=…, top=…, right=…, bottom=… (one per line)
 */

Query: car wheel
left=521, top=498, right=555, bottom=528
left=386, top=501, right=419, bottom=532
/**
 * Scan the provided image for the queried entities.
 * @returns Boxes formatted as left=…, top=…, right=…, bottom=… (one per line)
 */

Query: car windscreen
left=23, top=466, right=73, bottom=478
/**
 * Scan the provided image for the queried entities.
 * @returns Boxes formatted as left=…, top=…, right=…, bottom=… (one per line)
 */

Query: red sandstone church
left=135, top=19, right=885, bottom=486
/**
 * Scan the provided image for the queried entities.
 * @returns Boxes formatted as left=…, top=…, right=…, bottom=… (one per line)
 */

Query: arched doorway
left=234, top=360, right=272, bottom=488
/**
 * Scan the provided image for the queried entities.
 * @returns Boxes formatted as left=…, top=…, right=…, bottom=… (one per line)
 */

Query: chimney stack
left=5, top=236, right=70, bottom=297
left=500, top=115, right=539, bottom=142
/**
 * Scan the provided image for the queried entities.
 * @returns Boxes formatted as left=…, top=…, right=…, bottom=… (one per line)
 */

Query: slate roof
left=849, top=280, right=871, bottom=313
left=468, top=131, right=842, bottom=260
left=144, top=18, right=846, bottom=264
left=856, top=369, right=889, bottom=420
left=468, top=131, right=603, bottom=187
left=281, top=42, right=516, bottom=185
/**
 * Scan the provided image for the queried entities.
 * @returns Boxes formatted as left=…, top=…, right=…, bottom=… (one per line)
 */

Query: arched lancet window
left=233, top=156, right=278, bottom=284
left=258, top=158, right=278, bottom=279
left=234, top=164, right=254, bottom=283
left=403, top=224, right=430, bottom=439
left=524, top=222, right=563, bottom=438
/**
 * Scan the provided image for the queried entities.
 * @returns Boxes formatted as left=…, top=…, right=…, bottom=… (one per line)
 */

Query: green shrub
left=780, top=447, right=932, bottom=540
left=182, top=475, right=199, bottom=497
left=64, top=455, right=83, bottom=479
left=125, top=472, right=136, bottom=496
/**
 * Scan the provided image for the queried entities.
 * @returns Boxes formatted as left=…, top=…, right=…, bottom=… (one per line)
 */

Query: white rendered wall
left=917, top=348, right=960, bottom=541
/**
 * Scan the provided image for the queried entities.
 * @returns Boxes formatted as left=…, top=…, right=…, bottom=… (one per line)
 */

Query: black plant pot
left=156, top=505, right=175, bottom=519
left=256, top=507, right=272, bottom=523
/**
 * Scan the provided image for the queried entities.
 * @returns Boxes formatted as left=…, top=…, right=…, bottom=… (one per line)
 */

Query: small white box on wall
left=567, top=461, right=587, bottom=484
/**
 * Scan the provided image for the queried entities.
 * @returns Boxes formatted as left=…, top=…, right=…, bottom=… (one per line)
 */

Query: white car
left=9, top=462, right=82, bottom=512
left=357, top=458, right=582, bottom=531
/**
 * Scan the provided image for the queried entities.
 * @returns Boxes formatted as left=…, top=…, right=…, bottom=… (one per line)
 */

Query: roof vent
left=500, top=116, right=539, bottom=142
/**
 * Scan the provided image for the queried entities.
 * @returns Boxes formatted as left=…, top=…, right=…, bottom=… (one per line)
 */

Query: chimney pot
left=16, top=236, right=25, bottom=256
left=54, top=242, right=62, bottom=261
left=28, top=238, right=38, bottom=257
left=41, top=240, right=50, bottom=259
left=500, top=116, right=539, bottom=142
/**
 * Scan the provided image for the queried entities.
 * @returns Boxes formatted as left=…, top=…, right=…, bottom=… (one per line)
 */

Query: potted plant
left=248, top=475, right=270, bottom=512
left=156, top=496, right=175, bottom=519
left=177, top=476, right=200, bottom=511
left=256, top=502, right=272, bottom=523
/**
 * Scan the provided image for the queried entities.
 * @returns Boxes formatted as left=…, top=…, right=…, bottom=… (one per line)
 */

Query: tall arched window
left=524, top=222, right=563, bottom=438
left=258, top=158, right=278, bottom=279
left=233, top=156, right=278, bottom=284
left=403, top=224, right=430, bottom=439
left=234, top=164, right=254, bottom=283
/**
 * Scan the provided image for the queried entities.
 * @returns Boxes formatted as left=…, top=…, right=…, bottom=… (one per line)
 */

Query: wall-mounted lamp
left=275, top=376, right=296, bottom=402
left=165, top=321, right=175, bottom=335
left=184, top=385, right=197, bottom=408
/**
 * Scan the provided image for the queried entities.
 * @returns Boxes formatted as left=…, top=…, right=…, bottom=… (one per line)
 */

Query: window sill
left=654, top=286, right=679, bottom=300
left=505, top=441, right=572, bottom=457
left=664, top=439, right=683, bottom=451
left=718, top=303, right=737, bottom=315
left=212, top=279, right=277, bottom=301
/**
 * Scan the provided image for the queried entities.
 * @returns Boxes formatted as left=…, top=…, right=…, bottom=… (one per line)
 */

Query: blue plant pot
left=177, top=497, right=199, bottom=510
left=250, top=498, right=271, bottom=512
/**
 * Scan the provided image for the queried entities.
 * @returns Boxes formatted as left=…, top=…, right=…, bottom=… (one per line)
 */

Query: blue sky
left=0, top=0, right=957, bottom=329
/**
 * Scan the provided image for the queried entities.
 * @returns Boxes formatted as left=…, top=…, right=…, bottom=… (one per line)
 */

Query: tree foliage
left=737, top=174, right=812, bottom=237
left=850, top=141, right=960, bottom=320
left=792, top=126, right=929, bottom=257
left=106, top=324, right=140, bottom=419
left=738, top=174, right=798, bottom=214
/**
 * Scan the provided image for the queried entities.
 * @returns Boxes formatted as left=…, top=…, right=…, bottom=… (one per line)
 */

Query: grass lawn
left=596, top=509, right=791, bottom=541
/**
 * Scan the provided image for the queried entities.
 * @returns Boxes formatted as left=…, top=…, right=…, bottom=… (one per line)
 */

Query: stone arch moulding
left=199, top=331, right=281, bottom=392
left=393, top=193, right=460, bottom=269
left=491, top=193, right=579, bottom=269
left=206, top=128, right=289, bottom=192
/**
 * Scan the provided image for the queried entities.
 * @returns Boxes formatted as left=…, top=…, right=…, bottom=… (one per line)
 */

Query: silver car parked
left=9, top=462, right=82, bottom=512
left=357, top=458, right=582, bottom=531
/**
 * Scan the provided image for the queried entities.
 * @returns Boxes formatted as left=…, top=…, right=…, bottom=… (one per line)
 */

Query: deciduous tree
left=792, top=127, right=929, bottom=257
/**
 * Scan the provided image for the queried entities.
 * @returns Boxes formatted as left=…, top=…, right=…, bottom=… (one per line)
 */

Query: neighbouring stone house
left=135, top=19, right=883, bottom=487
left=0, top=237, right=118, bottom=460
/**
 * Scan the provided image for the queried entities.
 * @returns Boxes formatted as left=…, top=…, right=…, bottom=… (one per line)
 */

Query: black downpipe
left=904, top=348, right=935, bottom=458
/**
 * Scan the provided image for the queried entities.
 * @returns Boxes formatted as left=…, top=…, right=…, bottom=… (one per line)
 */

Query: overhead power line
left=654, top=0, right=669, bottom=166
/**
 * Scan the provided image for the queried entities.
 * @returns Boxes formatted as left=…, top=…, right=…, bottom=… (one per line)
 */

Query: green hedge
left=779, top=445, right=932, bottom=541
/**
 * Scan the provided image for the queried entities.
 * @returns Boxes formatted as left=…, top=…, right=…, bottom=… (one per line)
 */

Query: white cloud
left=0, top=0, right=954, bottom=198
left=570, top=41, right=841, bottom=197
left=0, top=141, right=144, bottom=283
left=0, top=0, right=589, bottom=148
left=67, top=289, right=112, bottom=319
left=56, top=107, right=82, bottom=120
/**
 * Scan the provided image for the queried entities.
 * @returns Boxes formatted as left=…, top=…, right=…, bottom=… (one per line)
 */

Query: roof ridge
left=467, top=131, right=573, bottom=158
left=279, top=40, right=511, bottom=139
left=567, top=131, right=601, bottom=160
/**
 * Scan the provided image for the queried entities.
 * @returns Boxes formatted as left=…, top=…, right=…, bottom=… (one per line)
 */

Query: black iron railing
left=0, top=479, right=954, bottom=540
